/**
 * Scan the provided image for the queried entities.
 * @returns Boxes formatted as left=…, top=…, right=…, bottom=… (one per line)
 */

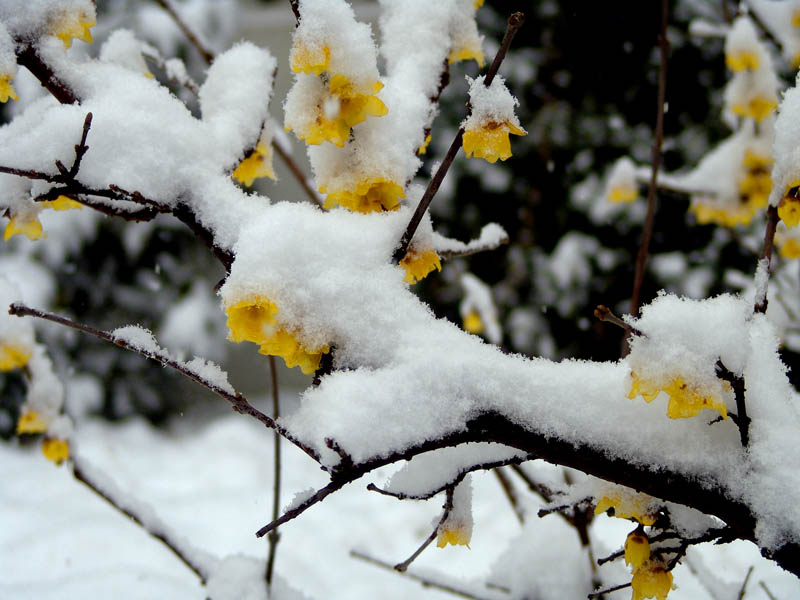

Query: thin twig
left=392, top=12, right=525, bottom=264
left=628, top=0, right=670, bottom=337
left=255, top=478, right=347, bottom=538
left=350, top=550, right=500, bottom=600
left=588, top=582, right=632, bottom=598
left=759, top=580, right=777, bottom=600
left=366, top=455, right=531, bottom=501
left=15, top=43, right=78, bottom=104
left=755, top=205, right=779, bottom=314
left=493, top=467, right=524, bottom=524
left=8, top=303, right=319, bottom=462
left=394, top=488, right=455, bottom=572
left=715, top=361, right=749, bottom=447
left=737, top=566, right=754, bottom=600
left=72, top=459, right=207, bottom=583
left=152, top=0, right=215, bottom=65
left=272, top=140, right=325, bottom=208
left=265, top=355, right=282, bottom=587
left=594, top=305, right=644, bottom=337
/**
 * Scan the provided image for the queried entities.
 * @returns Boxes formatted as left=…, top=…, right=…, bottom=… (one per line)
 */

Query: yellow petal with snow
left=233, top=143, right=276, bottom=187
left=4, top=215, right=44, bottom=242
left=463, top=121, right=526, bottom=163
left=42, top=438, right=70, bottom=465
left=323, top=177, right=404, bottom=213
left=1, top=342, right=31, bottom=371
left=463, top=311, right=484, bottom=334
left=631, top=563, right=674, bottom=600
left=17, top=410, right=48, bottom=435
left=53, top=10, right=95, bottom=49
left=0, top=74, right=18, bottom=103
left=401, top=250, right=442, bottom=284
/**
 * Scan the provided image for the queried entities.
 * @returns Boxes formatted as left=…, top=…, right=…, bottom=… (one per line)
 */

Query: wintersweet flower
left=52, top=9, right=96, bottom=49
left=225, top=297, right=329, bottom=375
left=779, top=180, right=800, bottom=228
left=0, top=341, right=31, bottom=371
left=730, top=96, right=778, bottom=123
left=608, top=184, right=638, bottom=204
left=321, top=177, right=404, bottom=213
left=462, top=120, right=526, bottom=164
left=631, top=562, right=674, bottom=600
left=16, top=410, right=48, bottom=435
left=418, top=134, right=432, bottom=155
left=3, top=213, right=44, bottom=242
left=779, top=238, right=800, bottom=259
left=42, top=437, right=69, bottom=465
left=628, top=372, right=728, bottom=420
left=233, top=143, right=276, bottom=187
left=463, top=311, right=484, bottom=334
left=0, top=74, right=18, bottom=103
left=625, top=530, right=651, bottom=569
left=594, top=494, right=657, bottom=526
left=44, top=195, right=83, bottom=211
left=400, top=249, right=442, bottom=285
left=290, top=43, right=330, bottom=76
left=725, top=50, right=759, bottom=72
left=436, top=524, right=471, bottom=548
left=449, top=44, right=485, bottom=68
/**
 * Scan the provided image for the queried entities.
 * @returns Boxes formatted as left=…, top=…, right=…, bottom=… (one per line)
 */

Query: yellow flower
left=730, top=97, right=778, bottom=123
left=291, top=43, right=330, bottom=76
left=44, top=195, right=83, bottom=211
left=437, top=525, right=471, bottom=548
left=462, top=120, right=526, bottom=163
left=793, top=9, right=800, bottom=27
left=463, top=311, right=484, bottom=334
left=322, top=177, right=404, bottom=213
left=16, top=410, right=48, bottom=435
left=625, top=530, right=651, bottom=569
left=0, top=74, right=18, bottom=103
left=42, top=437, right=69, bottom=465
left=594, top=494, right=657, bottom=526
left=233, top=143, right=276, bottom=187
left=779, top=238, right=800, bottom=259
left=400, top=249, right=442, bottom=284
left=725, top=51, right=759, bottom=72
left=290, top=78, right=388, bottom=147
left=418, top=134, right=432, bottom=155
left=690, top=202, right=754, bottom=227
left=0, top=342, right=31, bottom=371
left=3, top=214, right=44, bottom=242
left=225, top=297, right=329, bottom=375
left=52, top=10, right=96, bottom=49
left=474, top=0, right=484, bottom=8
left=629, top=373, right=727, bottom=420
left=779, top=180, right=800, bottom=228
left=608, top=184, right=638, bottom=204
left=631, top=563, right=674, bottom=600
left=449, top=45, right=485, bottom=68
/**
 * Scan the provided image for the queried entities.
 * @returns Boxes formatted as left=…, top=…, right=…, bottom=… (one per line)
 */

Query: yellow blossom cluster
left=399, top=249, right=442, bottom=285
left=321, top=177, right=404, bottom=213
left=3, top=196, right=83, bottom=242
left=286, top=44, right=387, bottom=148
left=436, top=524, right=471, bottom=548
left=628, top=372, right=728, bottom=420
left=51, top=8, right=96, bottom=49
left=594, top=493, right=657, bottom=526
left=16, top=409, right=70, bottom=465
left=225, top=296, right=329, bottom=375
left=233, top=143, right=276, bottom=187
left=462, top=120, right=526, bottom=164
left=691, top=149, right=771, bottom=227
left=779, top=180, right=800, bottom=229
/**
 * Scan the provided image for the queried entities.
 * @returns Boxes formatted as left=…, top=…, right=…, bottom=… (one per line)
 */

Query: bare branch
left=493, top=467, right=524, bottom=524
left=8, top=303, right=320, bottom=463
left=628, top=0, right=670, bottom=335
left=392, top=12, right=525, bottom=264
left=394, top=487, right=454, bottom=572
left=265, top=356, right=282, bottom=587
left=255, top=478, right=347, bottom=538
left=588, top=582, right=631, bottom=598
left=737, top=566, right=754, bottom=600
left=350, top=550, right=500, bottom=600
left=151, top=0, right=215, bottom=65
left=755, top=205, right=779, bottom=314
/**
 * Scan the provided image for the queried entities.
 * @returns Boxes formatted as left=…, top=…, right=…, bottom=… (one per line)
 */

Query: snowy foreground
left=2, top=402, right=799, bottom=600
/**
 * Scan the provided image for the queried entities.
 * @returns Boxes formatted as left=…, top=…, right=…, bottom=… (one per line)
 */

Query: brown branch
left=594, top=305, right=644, bottom=337
left=152, top=0, right=215, bottom=65
left=350, top=550, right=498, bottom=600
left=715, top=361, right=749, bottom=447
left=394, top=487, right=455, bottom=572
left=15, top=43, right=78, bottom=104
left=265, top=355, right=282, bottom=586
left=588, top=582, right=631, bottom=598
left=759, top=580, right=777, bottom=600
left=628, top=0, right=669, bottom=333
left=272, top=140, right=325, bottom=209
left=8, top=303, right=320, bottom=463
left=494, top=467, right=524, bottom=524
left=737, top=566, right=754, bottom=599
left=72, top=459, right=207, bottom=583
left=392, top=12, right=525, bottom=264
left=366, top=454, right=531, bottom=501
left=289, top=0, right=301, bottom=25
left=255, top=478, right=347, bottom=538
left=755, top=205, right=779, bottom=314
